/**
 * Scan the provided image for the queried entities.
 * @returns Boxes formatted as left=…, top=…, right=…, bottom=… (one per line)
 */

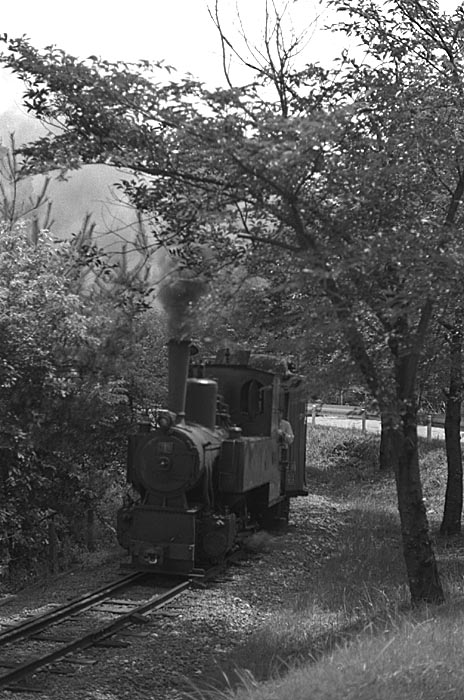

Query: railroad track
left=0, top=572, right=191, bottom=691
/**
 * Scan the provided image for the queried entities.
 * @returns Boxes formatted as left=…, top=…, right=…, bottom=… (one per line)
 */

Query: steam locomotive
left=117, top=340, right=308, bottom=574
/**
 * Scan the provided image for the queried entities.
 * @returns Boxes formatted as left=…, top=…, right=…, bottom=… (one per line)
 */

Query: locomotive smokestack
left=167, top=339, right=191, bottom=422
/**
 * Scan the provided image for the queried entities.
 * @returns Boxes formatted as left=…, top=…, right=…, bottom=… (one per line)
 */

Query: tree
left=0, top=132, right=53, bottom=233
left=0, top=210, right=170, bottom=578
left=194, top=258, right=366, bottom=406
left=0, top=131, right=173, bottom=580
left=0, top=222, right=100, bottom=574
left=439, top=309, right=464, bottom=535
left=5, top=0, right=464, bottom=603
left=408, top=305, right=464, bottom=523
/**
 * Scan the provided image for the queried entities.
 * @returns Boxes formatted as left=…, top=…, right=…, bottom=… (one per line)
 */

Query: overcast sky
left=0, top=1, right=328, bottom=236
left=1, top=0, right=460, bottom=113
left=0, top=1, right=326, bottom=112
left=0, top=0, right=461, bottom=239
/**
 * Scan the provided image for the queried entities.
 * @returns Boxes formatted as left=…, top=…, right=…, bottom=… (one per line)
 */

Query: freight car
left=117, top=340, right=308, bottom=574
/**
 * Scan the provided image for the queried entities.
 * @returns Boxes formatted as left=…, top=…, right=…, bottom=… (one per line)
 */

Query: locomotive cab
left=203, top=349, right=307, bottom=494
left=117, top=341, right=307, bottom=574
left=200, top=351, right=307, bottom=522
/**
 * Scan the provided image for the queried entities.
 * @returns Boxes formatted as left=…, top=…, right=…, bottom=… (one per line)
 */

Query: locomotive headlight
left=157, top=412, right=174, bottom=431
left=158, top=456, right=171, bottom=470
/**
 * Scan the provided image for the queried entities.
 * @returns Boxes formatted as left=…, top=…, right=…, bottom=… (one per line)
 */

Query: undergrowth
left=191, top=426, right=463, bottom=700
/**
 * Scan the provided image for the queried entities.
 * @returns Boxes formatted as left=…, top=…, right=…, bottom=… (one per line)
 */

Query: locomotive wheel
left=258, top=497, right=290, bottom=530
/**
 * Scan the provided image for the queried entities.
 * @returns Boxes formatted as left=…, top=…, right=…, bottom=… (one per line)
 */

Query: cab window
left=240, top=379, right=264, bottom=417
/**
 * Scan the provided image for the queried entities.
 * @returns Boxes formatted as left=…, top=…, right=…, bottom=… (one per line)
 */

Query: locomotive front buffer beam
left=118, top=504, right=237, bottom=575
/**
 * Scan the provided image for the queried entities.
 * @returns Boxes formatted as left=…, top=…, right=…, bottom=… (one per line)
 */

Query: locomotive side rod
left=0, top=579, right=191, bottom=689
left=0, top=572, right=146, bottom=647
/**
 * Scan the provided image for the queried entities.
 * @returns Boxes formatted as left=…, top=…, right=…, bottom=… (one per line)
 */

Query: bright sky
left=0, top=0, right=462, bottom=113
left=0, top=0, right=322, bottom=113
left=1, top=0, right=462, bottom=107
left=2, top=1, right=225, bottom=83
left=0, top=0, right=461, bottom=237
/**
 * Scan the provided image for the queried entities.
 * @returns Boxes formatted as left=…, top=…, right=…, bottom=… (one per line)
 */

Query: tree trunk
left=391, top=334, right=445, bottom=606
left=86, top=508, right=96, bottom=552
left=86, top=459, right=96, bottom=552
left=379, top=411, right=399, bottom=471
left=325, top=284, right=443, bottom=604
left=393, top=400, right=444, bottom=604
left=441, top=317, right=463, bottom=536
left=0, top=448, right=11, bottom=581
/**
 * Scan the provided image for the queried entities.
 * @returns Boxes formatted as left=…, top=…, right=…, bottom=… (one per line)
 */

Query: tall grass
left=221, top=604, right=464, bottom=700
left=189, top=426, right=463, bottom=700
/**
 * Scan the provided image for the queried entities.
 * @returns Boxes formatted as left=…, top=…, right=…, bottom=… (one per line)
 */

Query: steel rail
left=0, top=572, right=146, bottom=647
left=0, top=579, right=191, bottom=689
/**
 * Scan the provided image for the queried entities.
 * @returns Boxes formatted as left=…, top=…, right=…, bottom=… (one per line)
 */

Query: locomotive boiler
left=117, top=340, right=308, bottom=574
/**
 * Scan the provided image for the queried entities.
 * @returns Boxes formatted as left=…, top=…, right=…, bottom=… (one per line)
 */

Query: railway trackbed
left=0, top=572, right=191, bottom=692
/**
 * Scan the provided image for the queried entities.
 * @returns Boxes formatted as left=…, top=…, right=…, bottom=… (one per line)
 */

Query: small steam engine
left=117, top=340, right=308, bottom=574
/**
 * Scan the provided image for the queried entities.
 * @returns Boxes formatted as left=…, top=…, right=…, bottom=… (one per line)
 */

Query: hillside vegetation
left=209, top=426, right=464, bottom=700
left=0, top=223, right=169, bottom=586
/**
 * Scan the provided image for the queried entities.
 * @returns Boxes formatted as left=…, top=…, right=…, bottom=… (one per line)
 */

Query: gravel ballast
left=0, top=491, right=348, bottom=700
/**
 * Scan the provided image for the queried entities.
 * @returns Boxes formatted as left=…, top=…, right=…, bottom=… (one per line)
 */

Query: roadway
left=308, top=405, right=448, bottom=441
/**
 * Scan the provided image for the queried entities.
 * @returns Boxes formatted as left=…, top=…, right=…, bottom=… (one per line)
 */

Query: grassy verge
left=197, top=426, right=464, bottom=700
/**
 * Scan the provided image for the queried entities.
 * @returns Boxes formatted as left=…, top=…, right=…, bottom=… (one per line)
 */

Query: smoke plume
left=157, top=257, right=207, bottom=340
